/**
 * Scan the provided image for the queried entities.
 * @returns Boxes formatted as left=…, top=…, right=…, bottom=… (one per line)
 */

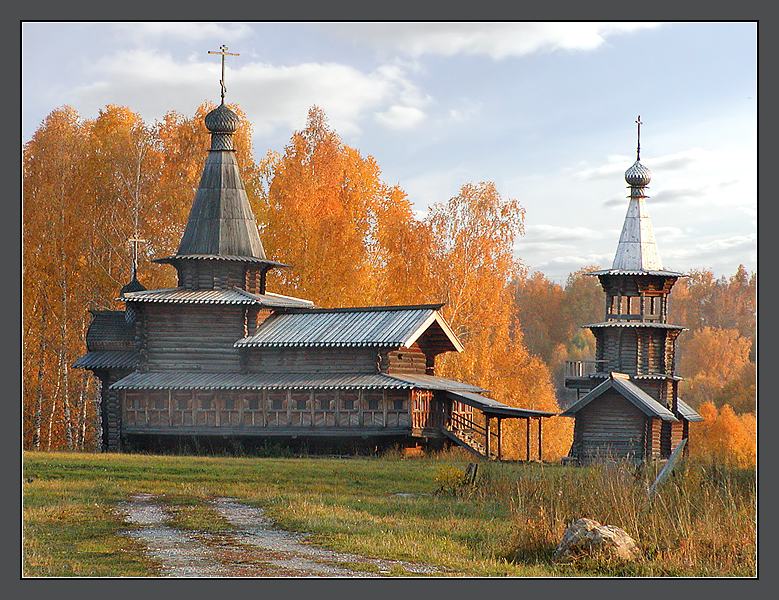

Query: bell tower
left=563, top=117, right=701, bottom=460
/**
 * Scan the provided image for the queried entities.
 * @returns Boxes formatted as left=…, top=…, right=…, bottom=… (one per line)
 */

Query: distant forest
left=22, top=103, right=756, bottom=464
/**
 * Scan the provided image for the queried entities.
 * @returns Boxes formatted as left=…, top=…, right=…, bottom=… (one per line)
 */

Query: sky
left=22, top=22, right=757, bottom=282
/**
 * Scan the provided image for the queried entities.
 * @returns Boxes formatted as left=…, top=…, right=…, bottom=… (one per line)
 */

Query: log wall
left=245, top=347, right=378, bottom=373
left=143, top=304, right=244, bottom=372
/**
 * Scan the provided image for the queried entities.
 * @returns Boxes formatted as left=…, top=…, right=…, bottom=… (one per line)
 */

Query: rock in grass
left=553, top=518, right=640, bottom=562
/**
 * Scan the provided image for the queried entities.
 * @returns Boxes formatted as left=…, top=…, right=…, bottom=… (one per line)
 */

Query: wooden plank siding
left=570, top=390, right=648, bottom=462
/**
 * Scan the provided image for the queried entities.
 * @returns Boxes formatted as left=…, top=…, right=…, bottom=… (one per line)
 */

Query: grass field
left=22, top=450, right=756, bottom=577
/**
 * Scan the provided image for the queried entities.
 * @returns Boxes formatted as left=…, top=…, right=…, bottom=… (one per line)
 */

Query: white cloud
left=321, top=22, right=661, bottom=60
left=375, top=105, right=427, bottom=130
left=575, top=148, right=705, bottom=181
left=70, top=49, right=429, bottom=138
left=112, top=22, right=253, bottom=42
left=524, top=223, right=604, bottom=243
left=107, top=22, right=252, bottom=42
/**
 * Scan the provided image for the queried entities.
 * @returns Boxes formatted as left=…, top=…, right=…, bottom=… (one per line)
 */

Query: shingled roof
left=158, top=103, right=279, bottom=267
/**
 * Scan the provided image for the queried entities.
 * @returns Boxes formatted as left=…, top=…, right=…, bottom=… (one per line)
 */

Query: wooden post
left=358, top=389, right=364, bottom=427
left=168, top=389, right=172, bottom=427
left=497, top=417, right=502, bottom=461
left=485, top=415, right=491, bottom=459
left=383, top=389, right=388, bottom=428
left=526, top=417, right=531, bottom=462
left=537, top=417, right=543, bottom=462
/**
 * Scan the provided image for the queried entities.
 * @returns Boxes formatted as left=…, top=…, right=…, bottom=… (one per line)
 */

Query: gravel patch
left=212, top=497, right=441, bottom=575
left=116, top=494, right=440, bottom=577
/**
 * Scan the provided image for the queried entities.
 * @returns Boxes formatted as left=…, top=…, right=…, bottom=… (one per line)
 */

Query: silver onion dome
left=204, top=103, right=240, bottom=134
left=624, top=160, right=652, bottom=187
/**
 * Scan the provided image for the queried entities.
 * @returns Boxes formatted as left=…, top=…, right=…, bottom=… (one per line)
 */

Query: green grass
left=22, top=451, right=755, bottom=577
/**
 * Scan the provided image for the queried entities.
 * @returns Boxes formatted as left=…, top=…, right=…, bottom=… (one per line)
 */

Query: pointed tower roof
left=174, top=103, right=267, bottom=260
left=156, top=47, right=286, bottom=269
left=611, top=116, right=664, bottom=272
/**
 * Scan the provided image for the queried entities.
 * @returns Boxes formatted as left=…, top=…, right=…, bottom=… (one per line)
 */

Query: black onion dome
left=204, top=103, right=240, bottom=134
left=120, top=275, right=146, bottom=297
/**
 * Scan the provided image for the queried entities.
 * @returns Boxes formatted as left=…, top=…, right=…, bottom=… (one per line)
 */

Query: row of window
left=608, top=294, right=663, bottom=316
left=127, top=396, right=406, bottom=411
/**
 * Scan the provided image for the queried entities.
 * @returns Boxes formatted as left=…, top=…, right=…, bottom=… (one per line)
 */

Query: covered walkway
left=444, top=390, right=556, bottom=461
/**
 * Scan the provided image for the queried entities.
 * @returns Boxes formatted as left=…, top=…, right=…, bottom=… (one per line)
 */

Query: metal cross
left=635, top=115, right=643, bottom=161
left=128, top=237, right=147, bottom=280
left=208, top=44, right=240, bottom=102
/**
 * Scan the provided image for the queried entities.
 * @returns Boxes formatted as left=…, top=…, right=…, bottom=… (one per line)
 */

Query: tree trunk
left=46, top=368, right=61, bottom=451
left=32, top=311, right=48, bottom=450
left=60, top=348, right=73, bottom=450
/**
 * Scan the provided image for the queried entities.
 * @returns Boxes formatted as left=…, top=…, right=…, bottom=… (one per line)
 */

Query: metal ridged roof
left=561, top=374, right=677, bottom=422
left=154, top=254, right=289, bottom=268
left=73, top=350, right=139, bottom=370
left=110, top=371, right=482, bottom=391
left=588, top=269, right=686, bottom=277
left=235, top=306, right=457, bottom=348
left=677, top=398, right=704, bottom=422
left=387, top=373, right=484, bottom=392
left=121, top=287, right=313, bottom=308
left=446, top=390, right=555, bottom=418
left=584, top=322, right=686, bottom=330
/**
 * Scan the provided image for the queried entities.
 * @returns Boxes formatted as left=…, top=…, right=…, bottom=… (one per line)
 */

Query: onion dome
left=204, top=103, right=240, bottom=151
left=625, top=160, right=652, bottom=187
left=120, top=274, right=146, bottom=297
left=205, top=102, right=240, bottom=134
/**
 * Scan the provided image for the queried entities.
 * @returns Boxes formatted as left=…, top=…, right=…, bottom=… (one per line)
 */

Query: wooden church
left=562, top=119, right=703, bottom=463
left=74, top=50, right=553, bottom=459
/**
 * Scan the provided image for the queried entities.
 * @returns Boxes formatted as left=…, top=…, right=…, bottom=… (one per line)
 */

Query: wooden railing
left=446, top=411, right=493, bottom=459
left=565, top=359, right=607, bottom=378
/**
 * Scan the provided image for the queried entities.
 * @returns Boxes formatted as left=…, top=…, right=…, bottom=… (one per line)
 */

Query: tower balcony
left=564, top=360, right=607, bottom=391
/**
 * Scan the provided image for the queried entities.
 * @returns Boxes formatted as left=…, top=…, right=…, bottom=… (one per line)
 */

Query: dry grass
left=472, top=459, right=756, bottom=576
left=23, top=451, right=755, bottom=577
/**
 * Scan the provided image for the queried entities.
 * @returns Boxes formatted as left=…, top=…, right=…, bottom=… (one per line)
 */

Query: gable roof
left=560, top=372, right=678, bottom=422
left=677, top=398, right=704, bottom=422
left=234, top=305, right=463, bottom=352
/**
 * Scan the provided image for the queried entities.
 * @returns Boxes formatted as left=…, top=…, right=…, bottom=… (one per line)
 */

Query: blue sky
left=22, top=22, right=756, bottom=281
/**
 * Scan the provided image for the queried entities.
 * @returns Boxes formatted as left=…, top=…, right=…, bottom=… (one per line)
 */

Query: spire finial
left=128, top=237, right=147, bottom=281
left=208, top=44, right=240, bottom=103
left=635, top=115, right=643, bottom=161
